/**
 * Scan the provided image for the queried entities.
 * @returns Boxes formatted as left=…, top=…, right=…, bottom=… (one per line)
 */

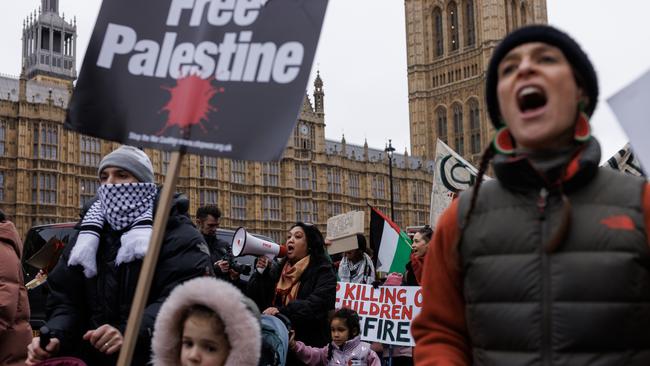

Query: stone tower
left=405, top=0, right=547, bottom=165
left=313, top=70, right=325, bottom=115
left=22, top=0, right=77, bottom=87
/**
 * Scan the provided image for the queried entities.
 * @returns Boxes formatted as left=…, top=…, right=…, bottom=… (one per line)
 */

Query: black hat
left=485, top=25, right=599, bottom=129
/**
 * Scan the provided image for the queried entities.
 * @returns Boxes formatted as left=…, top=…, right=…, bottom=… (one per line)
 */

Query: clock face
left=300, top=124, right=309, bottom=135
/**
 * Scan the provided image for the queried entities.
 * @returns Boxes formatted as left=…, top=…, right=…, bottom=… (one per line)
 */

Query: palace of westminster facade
left=0, top=0, right=546, bottom=240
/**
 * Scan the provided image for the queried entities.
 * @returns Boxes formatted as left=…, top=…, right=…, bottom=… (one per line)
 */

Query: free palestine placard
left=66, top=0, right=328, bottom=161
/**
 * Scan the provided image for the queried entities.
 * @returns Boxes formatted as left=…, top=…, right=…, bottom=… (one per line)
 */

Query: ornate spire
left=23, top=0, right=77, bottom=83
left=363, top=138, right=369, bottom=160
left=313, top=70, right=324, bottom=114
left=19, top=59, right=27, bottom=103
left=41, top=0, right=59, bottom=14
left=314, top=69, right=323, bottom=89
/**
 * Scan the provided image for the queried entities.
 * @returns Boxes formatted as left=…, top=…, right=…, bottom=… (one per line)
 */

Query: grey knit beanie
left=98, top=146, right=154, bottom=183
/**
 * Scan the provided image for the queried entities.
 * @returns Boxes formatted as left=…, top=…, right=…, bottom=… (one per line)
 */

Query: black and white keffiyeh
left=68, top=183, right=157, bottom=278
left=338, top=253, right=375, bottom=284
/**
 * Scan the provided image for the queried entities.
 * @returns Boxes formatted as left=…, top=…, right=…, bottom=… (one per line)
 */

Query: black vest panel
left=458, top=168, right=650, bottom=366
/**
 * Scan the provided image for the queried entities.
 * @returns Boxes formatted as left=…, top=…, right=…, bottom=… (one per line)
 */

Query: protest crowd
left=11, top=143, right=420, bottom=366
left=1, top=21, right=649, bottom=366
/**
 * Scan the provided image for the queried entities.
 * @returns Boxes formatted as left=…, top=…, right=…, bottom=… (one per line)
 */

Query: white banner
left=335, top=282, right=422, bottom=346
left=429, top=139, right=480, bottom=228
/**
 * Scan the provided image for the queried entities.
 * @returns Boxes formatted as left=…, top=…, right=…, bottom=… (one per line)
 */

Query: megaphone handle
left=40, top=326, right=51, bottom=349
left=264, top=253, right=275, bottom=260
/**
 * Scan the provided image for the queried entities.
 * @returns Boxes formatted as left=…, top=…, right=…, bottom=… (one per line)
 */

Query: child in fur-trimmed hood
left=151, top=277, right=261, bottom=366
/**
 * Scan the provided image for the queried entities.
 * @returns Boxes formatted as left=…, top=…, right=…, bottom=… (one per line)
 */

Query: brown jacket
left=0, top=220, right=32, bottom=366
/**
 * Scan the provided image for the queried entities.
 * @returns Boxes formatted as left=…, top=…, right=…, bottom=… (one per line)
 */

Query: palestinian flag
left=369, top=206, right=412, bottom=273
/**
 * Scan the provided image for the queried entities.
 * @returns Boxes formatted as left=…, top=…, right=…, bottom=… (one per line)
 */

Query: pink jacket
left=294, top=335, right=381, bottom=366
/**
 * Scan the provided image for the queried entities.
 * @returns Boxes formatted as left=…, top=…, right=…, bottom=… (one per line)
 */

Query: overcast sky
left=1, top=0, right=648, bottom=162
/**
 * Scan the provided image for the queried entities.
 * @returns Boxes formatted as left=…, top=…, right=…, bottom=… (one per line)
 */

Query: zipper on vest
left=537, top=187, right=548, bottom=218
left=538, top=187, right=551, bottom=365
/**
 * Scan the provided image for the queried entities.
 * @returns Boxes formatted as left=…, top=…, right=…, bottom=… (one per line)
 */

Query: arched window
left=520, top=2, right=527, bottom=25
left=436, top=107, right=448, bottom=144
left=464, top=0, right=475, bottom=47
left=448, top=2, right=459, bottom=51
left=452, top=103, right=464, bottom=154
left=511, top=0, right=518, bottom=29
left=433, top=7, right=444, bottom=57
left=468, top=99, right=481, bottom=154
left=504, top=0, right=511, bottom=33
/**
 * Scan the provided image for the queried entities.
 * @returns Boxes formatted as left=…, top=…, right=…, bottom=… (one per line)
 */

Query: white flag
left=429, top=139, right=483, bottom=228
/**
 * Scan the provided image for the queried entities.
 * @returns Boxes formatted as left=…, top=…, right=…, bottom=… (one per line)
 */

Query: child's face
left=330, top=318, right=351, bottom=347
left=180, top=314, right=230, bottom=366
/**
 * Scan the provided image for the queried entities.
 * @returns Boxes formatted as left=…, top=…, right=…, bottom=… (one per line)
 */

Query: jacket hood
left=0, top=220, right=23, bottom=258
left=151, top=277, right=261, bottom=366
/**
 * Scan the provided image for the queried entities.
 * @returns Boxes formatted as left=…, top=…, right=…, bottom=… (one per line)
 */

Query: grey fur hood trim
left=151, top=277, right=261, bottom=365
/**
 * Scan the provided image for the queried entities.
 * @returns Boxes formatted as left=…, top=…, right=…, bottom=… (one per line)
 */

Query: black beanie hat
left=485, top=24, right=599, bottom=129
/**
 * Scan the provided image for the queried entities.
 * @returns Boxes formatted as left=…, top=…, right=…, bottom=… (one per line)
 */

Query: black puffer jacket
left=45, top=193, right=212, bottom=365
left=247, top=258, right=336, bottom=349
left=404, top=261, right=419, bottom=286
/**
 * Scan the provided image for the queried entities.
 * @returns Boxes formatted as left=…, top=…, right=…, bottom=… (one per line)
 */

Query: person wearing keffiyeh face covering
left=247, top=222, right=337, bottom=365
left=26, top=146, right=212, bottom=366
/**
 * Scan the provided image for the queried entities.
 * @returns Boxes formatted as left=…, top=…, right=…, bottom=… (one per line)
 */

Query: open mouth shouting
left=517, top=85, right=548, bottom=118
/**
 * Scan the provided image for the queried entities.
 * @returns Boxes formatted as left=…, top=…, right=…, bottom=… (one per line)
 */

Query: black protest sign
left=66, top=0, right=328, bottom=161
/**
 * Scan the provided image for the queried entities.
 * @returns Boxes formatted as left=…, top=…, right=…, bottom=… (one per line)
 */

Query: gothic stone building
left=405, top=0, right=548, bottom=165
left=0, top=1, right=435, bottom=241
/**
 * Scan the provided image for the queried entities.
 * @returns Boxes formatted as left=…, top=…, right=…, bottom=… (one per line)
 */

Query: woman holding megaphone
left=247, top=222, right=336, bottom=365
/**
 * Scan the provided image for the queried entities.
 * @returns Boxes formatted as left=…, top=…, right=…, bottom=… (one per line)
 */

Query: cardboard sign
left=336, top=282, right=422, bottom=346
left=327, top=235, right=358, bottom=255
left=65, top=0, right=328, bottom=161
left=326, top=211, right=364, bottom=255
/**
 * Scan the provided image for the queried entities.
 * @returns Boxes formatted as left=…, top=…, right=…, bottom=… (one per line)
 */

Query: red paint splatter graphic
left=158, top=75, right=224, bottom=135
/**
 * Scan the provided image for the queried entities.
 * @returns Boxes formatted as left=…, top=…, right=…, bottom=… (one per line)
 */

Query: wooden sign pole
left=117, top=150, right=184, bottom=365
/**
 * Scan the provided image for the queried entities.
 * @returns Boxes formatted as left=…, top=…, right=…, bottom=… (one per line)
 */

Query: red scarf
left=410, top=252, right=424, bottom=283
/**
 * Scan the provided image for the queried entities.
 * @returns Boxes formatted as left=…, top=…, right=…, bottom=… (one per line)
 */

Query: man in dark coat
left=196, top=205, right=245, bottom=288
left=196, top=205, right=228, bottom=265
left=26, top=146, right=212, bottom=365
